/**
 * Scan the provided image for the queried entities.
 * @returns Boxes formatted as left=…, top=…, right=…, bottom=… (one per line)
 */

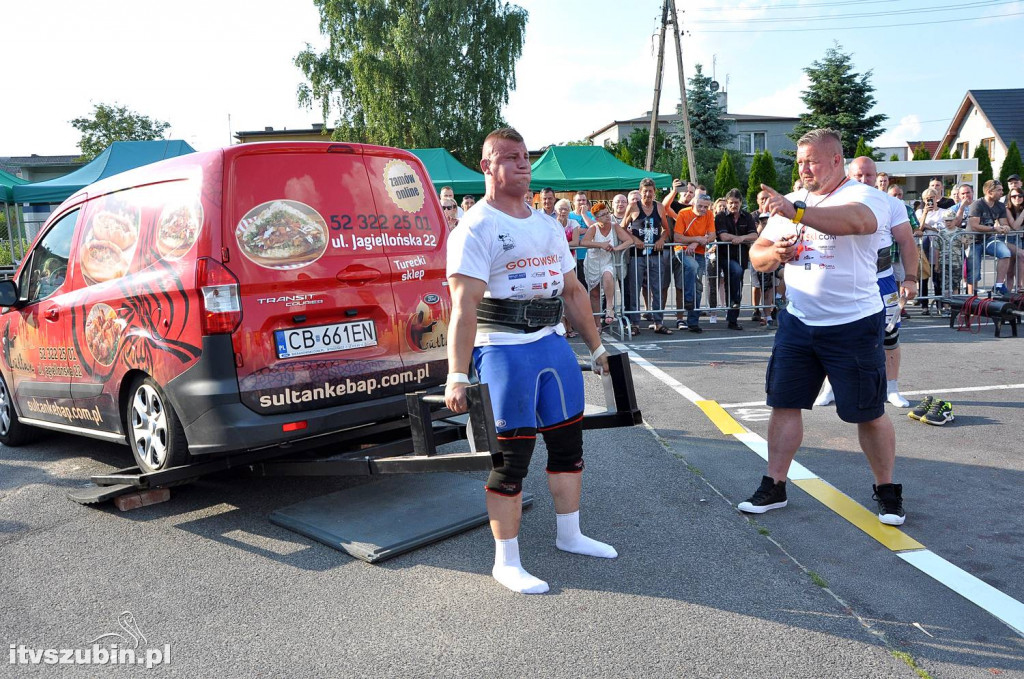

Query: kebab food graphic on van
left=80, top=195, right=141, bottom=285
left=235, top=200, right=329, bottom=269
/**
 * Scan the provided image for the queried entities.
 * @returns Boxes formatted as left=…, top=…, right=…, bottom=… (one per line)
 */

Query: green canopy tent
left=13, top=140, right=196, bottom=204
left=406, top=148, right=485, bottom=196
left=530, top=146, right=672, bottom=191
left=1, top=169, right=29, bottom=267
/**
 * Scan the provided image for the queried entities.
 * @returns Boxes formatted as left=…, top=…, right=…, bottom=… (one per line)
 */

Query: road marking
left=719, top=382, right=1024, bottom=409
left=899, top=550, right=1024, bottom=637
left=610, top=340, right=1024, bottom=636
left=695, top=400, right=746, bottom=434
left=793, top=478, right=924, bottom=551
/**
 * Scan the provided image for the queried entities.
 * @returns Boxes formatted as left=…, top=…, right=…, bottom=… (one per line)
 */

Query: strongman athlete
left=445, top=128, right=615, bottom=594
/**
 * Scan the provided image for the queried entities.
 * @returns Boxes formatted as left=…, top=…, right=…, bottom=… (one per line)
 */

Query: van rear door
left=225, top=144, right=404, bottom=415
left=359, top=148, right=449, bottom=390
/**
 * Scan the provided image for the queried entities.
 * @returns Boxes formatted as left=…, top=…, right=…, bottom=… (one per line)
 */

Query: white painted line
left=720, top=382, right=1024, bottom=409
left=622, top=334, right=775, bottom=346
left=732, top=433, right=818, bottom=480
left=612, top=344, right=705, bottom=403
left=899, top=550, right=1024, bottom=637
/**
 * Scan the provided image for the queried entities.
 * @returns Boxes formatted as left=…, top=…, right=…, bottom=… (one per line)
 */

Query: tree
left=295, top=0, right=528, bottom=166
left=713, top=151, right=739, bottom=200
left=853, top=137, right=872, bottom=158
left=936, top=142, right=951, bottom=160
left=999, top=141, right=1023, bottom=186
left=70, top=103, right=170, bottom=161
left=912, top=143, right=931, bottom=161
left=951, top=148, right=961, bottom=159
left=745, top=151, right=764, bottom=207
left=563, top=138, right=592, bottom=146
left=762, top=152, right=779, bottom=194
left=685, top=63, right=731, bottom=149
left=608, top=127, right=669, bottom=170
left=789, top=43, right=887, bottom=158
left=889, top=153, right=899, bottom=161
left=791, top=160, right=800, bottom=187
left=974, top=145, right=994, bottom=187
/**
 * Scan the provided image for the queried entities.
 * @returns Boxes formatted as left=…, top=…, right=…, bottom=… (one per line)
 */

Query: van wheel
left=126, top=377, right=189, bottom=472
left=0, top=374, right=35, bottom=447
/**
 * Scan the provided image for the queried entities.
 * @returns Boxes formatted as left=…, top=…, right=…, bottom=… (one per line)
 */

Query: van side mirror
left=0, top=279, right=19, bottom=306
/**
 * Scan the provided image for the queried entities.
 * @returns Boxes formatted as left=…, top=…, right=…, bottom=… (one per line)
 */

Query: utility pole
left=644, top=1, right=669, bottom=172
left=668, top=0, right=697, bottom=184
left=645, top=0, right=697, bottom=182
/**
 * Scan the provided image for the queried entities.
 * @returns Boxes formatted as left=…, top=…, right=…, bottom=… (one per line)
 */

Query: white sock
left=886, top=380, right=909, bottom=407
left=555, top=510, right=617, bottom=558
left=814, top=379, right=835, bottom=406
left=492, top=537, right=548, bottom=594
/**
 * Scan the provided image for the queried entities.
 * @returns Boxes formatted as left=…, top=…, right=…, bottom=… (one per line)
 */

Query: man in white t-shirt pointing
left=445, top=127, right=615, bottom=595
left=737, top=128, right=907, bottom=526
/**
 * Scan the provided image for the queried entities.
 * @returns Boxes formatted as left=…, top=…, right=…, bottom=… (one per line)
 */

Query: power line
left=687, top=0, right=898, bottom=10
left=692, top=0, right=1014, bottom=24
left=695, top=9, right=1022, bottom=32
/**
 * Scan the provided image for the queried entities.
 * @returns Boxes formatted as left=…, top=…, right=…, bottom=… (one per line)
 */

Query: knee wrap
left=884, top=324, right=899, bottom=349
left=539, top=414, right=584, bottom=474
left=485, top=429, right=536, bottom=496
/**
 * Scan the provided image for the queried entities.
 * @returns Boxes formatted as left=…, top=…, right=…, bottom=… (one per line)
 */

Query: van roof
left=63, top=142, right=425, bottom=208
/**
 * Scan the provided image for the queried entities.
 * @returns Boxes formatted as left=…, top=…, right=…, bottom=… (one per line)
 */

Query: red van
left=0, top=142, right=451, bottom=472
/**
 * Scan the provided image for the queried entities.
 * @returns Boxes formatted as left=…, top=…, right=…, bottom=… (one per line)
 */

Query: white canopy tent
left=873, top=158, right=980, bottom=200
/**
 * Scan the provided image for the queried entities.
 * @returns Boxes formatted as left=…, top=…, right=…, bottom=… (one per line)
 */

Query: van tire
left=126, top=376, right=190, bottom=472
left=0, top=374, right=35, bottom=447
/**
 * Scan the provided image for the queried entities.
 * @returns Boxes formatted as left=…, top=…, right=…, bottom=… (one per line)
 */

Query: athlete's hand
left=775, top=234, right=799, bottom=263
left=445, top=383, right=469, bottom=414
left=593, top=353, right=609, bottom=375
left=900, top=280, right=918, bottom=301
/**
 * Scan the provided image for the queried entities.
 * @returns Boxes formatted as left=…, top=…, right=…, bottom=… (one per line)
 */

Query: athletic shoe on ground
left=908, top=395, right=934, bottom=421
left=814, top=388, right=835, bottom=407
left=994, top=283, right=1009, bottom=296
left=922, top=400, right=954, bottom=426
left=738, top=476, right=787, bottom=514
left=751, top=310, right=762, bottom=322
left=873, top=483, right=905, bottom=525
left=887, top=391, right=910, bottom=408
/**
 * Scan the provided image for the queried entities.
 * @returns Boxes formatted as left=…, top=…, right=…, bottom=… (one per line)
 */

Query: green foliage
left=295, top=0, right=528, bottom=166
left=679, top=153, right=690, bottom=182
left=791, top=159, right=800, bottom=187
left=889, top=153, right=899, bottom=161
left=762, top=151, right=779, bottom=194
left=936, top=142, right=951, bottom=160
left=70, top=102, right=170, bottom=161
left=685, top=64, right=731, bottom=149
left=713, top=151, right=739, bottom=200
left=853, top=136, right=871, bottom=158
left=912, top=143, right=931, bottom=161
left=999, top=141, right=1023, bottom=186
left=950, top=148, right=961, bottom=159
left=607, top=127, right=681, bottom=177
left=563, top=138, right=592, bottom=146
left=615, top=143, right=633, bottom=167
left=789, top=43, right=887, bottom=158
left=745, top=151, right=764, bottom=207
left=973, top=145, right=993, bottom=186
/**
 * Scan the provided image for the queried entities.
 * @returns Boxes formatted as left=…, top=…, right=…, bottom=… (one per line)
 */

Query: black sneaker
left=922, top=400, right=954, bottom=426
left=908, top=395, right=934, bottom=421
left=728, top=322, right=744, bottom=331
left=873, top=483, right=905, bottom=525
left=751, top=310, right=762, bottom=322
left=738, top=476, right=787, bottom=514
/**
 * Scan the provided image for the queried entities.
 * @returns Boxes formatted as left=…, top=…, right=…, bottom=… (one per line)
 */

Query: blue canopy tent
left=13, top=140, right=196, bottom=204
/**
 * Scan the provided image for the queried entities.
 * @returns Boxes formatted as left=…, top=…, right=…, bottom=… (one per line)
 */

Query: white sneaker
left=887, top=391, right=910, bottom=408
left=814, top=388, right=835, bottom=407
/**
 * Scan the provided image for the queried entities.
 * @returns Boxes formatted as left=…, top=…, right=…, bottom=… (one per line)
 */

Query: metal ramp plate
left=269, top=472, right=532, bottom=563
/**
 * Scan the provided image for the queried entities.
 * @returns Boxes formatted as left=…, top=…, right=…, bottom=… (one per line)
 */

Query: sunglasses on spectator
left=442, top=205, right=457, bottom=210
left=1011, top=194, right=1024, bottom=199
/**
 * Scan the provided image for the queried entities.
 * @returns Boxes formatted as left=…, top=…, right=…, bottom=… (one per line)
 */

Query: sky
left=4, top=0, right=1024, bottom=160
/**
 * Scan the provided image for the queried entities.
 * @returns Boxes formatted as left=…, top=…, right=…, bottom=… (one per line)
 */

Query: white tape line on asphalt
left=899, top=550, right=1024, bottom=637
left=720, top=382, right=1024, bottom=409
left=732, top=432, right=818, bottom=480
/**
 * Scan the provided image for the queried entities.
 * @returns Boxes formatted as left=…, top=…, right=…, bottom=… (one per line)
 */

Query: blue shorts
left=766, top=309, right=886, bottom=424
left=473, top=333, right=585, bottom=433
left=879, top=274, right=900, bottom=331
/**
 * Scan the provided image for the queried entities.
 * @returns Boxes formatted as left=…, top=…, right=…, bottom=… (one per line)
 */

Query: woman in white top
left=580, top=201, right=635, bottom=328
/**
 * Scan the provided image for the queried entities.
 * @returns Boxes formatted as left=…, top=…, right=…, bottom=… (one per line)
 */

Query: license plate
left=275, top=320, right=378, bottom=359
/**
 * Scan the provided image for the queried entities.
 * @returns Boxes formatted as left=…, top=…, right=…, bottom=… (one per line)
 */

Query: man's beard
left=802, top=177, right=821, bottom=192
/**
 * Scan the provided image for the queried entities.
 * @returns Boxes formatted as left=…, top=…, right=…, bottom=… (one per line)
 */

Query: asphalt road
left=1, top=306, right=1022, bottom=678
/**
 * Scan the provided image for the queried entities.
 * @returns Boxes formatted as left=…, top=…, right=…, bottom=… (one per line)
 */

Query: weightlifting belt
left=476, top=297, right=564, bottom=334
left=876, top=246, right=893, bottom=273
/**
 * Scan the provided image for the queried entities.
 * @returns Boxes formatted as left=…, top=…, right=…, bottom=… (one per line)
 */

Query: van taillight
left=196, top=258, right=241, bottom=335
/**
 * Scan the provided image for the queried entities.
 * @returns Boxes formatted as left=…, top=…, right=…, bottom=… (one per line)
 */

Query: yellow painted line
left=793, top=478, right=925, bottom=552
left=694, top=400, right=747, bottom=435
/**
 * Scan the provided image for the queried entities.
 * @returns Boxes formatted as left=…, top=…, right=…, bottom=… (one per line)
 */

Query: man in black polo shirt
left=715, top=189, right=759, bottom=330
